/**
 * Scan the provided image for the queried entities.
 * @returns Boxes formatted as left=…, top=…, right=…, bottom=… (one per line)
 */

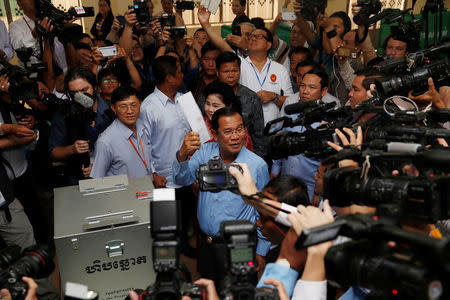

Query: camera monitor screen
left=230, top=248, right=253, bottom=263
left=202, top=172, right=227, bottom=187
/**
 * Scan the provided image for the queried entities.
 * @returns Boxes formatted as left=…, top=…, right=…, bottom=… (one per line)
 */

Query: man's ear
left=321, top=87, right=328, bottom=97
left=110, top=104, right=117, bottom=115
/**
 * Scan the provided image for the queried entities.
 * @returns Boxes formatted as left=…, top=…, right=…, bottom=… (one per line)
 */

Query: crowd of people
left=0, top=0, right=449, bottom=298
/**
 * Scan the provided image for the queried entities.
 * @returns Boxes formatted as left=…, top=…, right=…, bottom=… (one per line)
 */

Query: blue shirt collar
left=114, top=118, right=146, bottom=140
left=154, top=86, right=183, bottom=107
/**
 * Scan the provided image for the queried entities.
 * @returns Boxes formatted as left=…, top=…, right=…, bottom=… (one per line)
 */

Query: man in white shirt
left=9, top=0, right=67, bottom=71
left=197, top=6, right=293, bottom=126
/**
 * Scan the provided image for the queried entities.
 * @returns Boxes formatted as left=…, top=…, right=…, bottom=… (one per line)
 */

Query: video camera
left=294, top=213, right=450, bottom=298
left=296, top=0, right=327, bottom=22
left=196, top=157, right=243, bottom=192
left=0, top=244, right=55, bottom=300
left=353, top=0, right=382, bottom=26
left=220, top=220, right=279, bottom=300
left=128, top=189, right=206, bottom=300
left=35, top=0, right=94, bottom=44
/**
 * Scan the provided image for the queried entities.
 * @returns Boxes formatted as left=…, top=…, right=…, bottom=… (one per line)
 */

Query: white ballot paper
left=200, top=0, right=221, bottom=15
left=178, top=92, right=211, bottom=143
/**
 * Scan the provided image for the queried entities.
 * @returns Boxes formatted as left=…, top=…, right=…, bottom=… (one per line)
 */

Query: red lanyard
left=23, top=17, right=34, bottom=34
left=128, top=136, right=149, bottom=174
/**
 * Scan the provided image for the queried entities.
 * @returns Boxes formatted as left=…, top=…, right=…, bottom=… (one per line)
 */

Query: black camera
left=0, top=244, right=55, bottom=300
left=323, top=166, right=450, bottom=222
left=128, top=0, right=152, bottom=28
left=353, top=0, right=382, bottom=25
left=375, top=57, right=450, bottom=97
left=127, top=193, right=206, bottom=300
left=296, top=0, right=327, bottom=22
left=220, top=220, right=258, bottom=300
left=295, top=213, right=450, bottom=299
left=35, top=0, right=92, bottom=44
left=196, top=157, right=242, bottom=192
left=175, top=1, right=195, bottom=10
left=169, top=26, right=187, bottom=41
left=159, top=13, right=175, bottom=28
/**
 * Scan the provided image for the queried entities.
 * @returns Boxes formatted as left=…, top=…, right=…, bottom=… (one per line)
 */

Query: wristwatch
left=273, top=93, right=279, bottom=103
left=326, top=29, right=337, bottom=39
left=275, top=258, right=290, bottom=268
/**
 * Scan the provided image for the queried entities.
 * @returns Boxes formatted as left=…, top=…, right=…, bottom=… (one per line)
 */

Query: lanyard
left=128, top=136, right=149, bottom=174
left=23, top=17, right=34, bottom=34
left=250, top=61, right=271, bottom=89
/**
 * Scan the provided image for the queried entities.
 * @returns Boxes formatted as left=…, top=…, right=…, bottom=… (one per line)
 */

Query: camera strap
left=128, top=136, right=150, bottom=174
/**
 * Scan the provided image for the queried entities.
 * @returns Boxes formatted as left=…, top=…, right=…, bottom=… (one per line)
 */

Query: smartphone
left=337, top=47, right=360, bottom=59
left=282, top=12, right=297, bottom=21
left=116, top=15, right=126, bottom=26
left=98, top=46, right=117, bottom=57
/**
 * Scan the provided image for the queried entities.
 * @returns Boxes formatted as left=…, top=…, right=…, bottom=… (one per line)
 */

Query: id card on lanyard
left=250, top=61, right=271, bottom=90
left=128, top=136, right=150, bottom=175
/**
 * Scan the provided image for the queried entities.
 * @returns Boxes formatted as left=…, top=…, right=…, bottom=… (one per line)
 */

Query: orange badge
left=270, top=74, right=277, bottom=82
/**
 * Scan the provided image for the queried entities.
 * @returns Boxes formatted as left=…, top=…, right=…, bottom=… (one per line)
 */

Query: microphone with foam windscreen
left=73, top=92, right=94, bottom=109
left=284, top=99, right=323, bottom=115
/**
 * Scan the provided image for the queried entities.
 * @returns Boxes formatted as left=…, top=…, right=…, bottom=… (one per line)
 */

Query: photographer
left=9, top=0, right=67, bottom=72
left=90, top=0, right=114, bottom=41
left=48, top=66, right=114, bottom=185
left=173, top=107, right=271, bottom=285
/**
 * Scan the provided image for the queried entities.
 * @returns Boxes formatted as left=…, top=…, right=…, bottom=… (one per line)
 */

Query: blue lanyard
left=250, top=61, right=271, bottom=89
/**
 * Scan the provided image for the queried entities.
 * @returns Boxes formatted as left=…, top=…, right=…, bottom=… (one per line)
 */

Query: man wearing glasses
left=173, top=107, right=270, bottom=286
left=197, top=6, right=293, bottom=126
left=90, top=86, right=154, bottom=179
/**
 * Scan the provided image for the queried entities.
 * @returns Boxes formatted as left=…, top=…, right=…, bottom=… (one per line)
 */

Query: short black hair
left=216, top=51, right=241, bottom=71
left=289, top=46, right=312, bottom=60
left=201, top=40, right=219, bottom=57
left=97, top=67, right=118, bottom=84
left=111, top=86, right=138, bottom=104
left=250, top=17, right=265, bottom=29
left=382, top=34, right=417, bottom=55
left=295, top=58, right=319, bottom=73
left=238, top=0, right=246, bottom=6
left=329, top=11, right=351, bottom=36
left=194, top=28, right=206, bottom=35
left=211, top=107, right=243, bottom=131
left=73, top=42, right=91, bottom=51
left=65, top=66, right=97, bottom=93
left=303, top=67, right=329, bottom=90
left=260, top=27, right=273, bottom=46
left=152, top=55, right=178, bottom=85
left=204, top=80, right=242, bottom=113
left=264, top=175, right=310, bottom=208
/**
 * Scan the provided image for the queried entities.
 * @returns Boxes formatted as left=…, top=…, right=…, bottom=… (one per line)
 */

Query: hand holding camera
left=0, top=277, right=38, bottom=300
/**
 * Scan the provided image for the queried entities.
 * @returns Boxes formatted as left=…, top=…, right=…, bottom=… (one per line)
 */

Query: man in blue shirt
left=140, top=55, right=191, bottom=188
left=173, top=107, right=270, bottom=285
left=91, top=86, right=154, bottom=179
left=271, top=68, right=330, bottom=202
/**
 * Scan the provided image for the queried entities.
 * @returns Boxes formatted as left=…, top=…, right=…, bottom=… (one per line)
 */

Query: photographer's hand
left=177, top=131, right=201, bottom=162
left=124, top=8, right=138, bottom=30
left=72, top=140, right=89, bottom=154
left=228, top=163, right=259, bottom=196
left=91, top=47, right=104, bottom=66
left=327, top=126, right=362, bottom=168
left=194, top=279, right=219, bottom=300
left=18, top=115, right=36, bottom=130
left=38, top=17, right=54, bottom=36
left=408, top=78, right=446, bottom=109
left=2, top=124, right=35, bottom=137
left=0, top=277, right=38, bottom=300
left=263, top=279, right=290, bottom=300
left=0, top=74, right=10, bottom=93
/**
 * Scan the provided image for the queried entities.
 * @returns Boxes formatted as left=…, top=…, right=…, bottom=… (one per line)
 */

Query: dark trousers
left=175, top=186, right=197, bottom=248
left=198, top=231, right=228, bottom=290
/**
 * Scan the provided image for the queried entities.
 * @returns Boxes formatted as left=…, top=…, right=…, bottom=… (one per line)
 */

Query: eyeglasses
left=117, top=102, right=139, bottom=111
left=102, top=78, right=118, bottom=84
left=219, top=126, right=245, bottom=137
left=248, top=34, right=268, bottom=41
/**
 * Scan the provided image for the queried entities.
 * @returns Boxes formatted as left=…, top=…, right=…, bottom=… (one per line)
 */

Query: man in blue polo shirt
left=91, top=86, right=155, bottom=179
left=173, top=107, right=270, bottom=285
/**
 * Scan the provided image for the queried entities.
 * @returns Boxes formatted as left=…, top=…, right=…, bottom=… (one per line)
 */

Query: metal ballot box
left=54, top=175, right=156, bottom=300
